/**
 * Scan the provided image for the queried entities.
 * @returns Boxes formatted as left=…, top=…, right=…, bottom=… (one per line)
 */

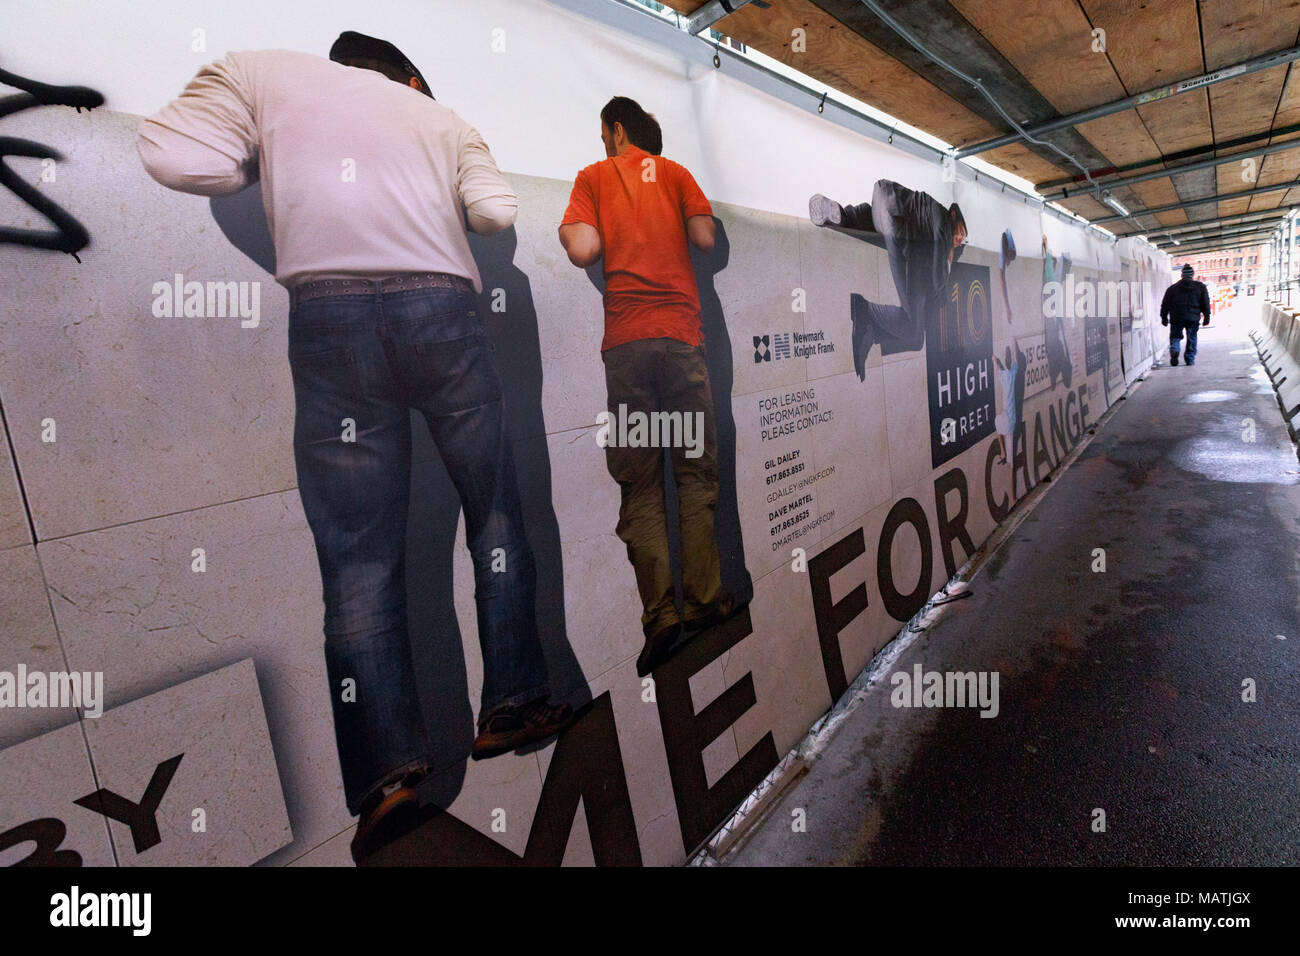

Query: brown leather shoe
left=682, top=592, right=749, bottom=633
left=636, top=621, right=683, bottom=677
left=350, top=772, right=425, bottom=862
left=472, top=697, right=574, bottom=760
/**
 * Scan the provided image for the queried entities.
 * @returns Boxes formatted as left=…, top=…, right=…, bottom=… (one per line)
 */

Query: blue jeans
left=1170, top=318, right=1199, bottom=362
left=288, top=285, right=550, bottom=815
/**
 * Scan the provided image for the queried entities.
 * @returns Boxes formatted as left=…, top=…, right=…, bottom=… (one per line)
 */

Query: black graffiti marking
left=0, top=66, right=104, bottom=261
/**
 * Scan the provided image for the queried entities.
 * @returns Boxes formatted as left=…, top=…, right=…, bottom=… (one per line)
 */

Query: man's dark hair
left=600, top=96, right=663, bottom=155
left=329, top=31, right=434, bottom=98
left=336, top=55, right=409, bottom=84
left=949, top=203, right=967, bottom=236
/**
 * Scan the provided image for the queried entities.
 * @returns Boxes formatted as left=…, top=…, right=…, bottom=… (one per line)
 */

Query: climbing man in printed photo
left=136, top=30, right=573, bottom=861
left=558, top=96, right=747, bottom=678
left=1161, top=263, right=1212, bottom=366
left=1041, top=234, right=1074, bottom=388
left=807, top=180, right=967, bottom=379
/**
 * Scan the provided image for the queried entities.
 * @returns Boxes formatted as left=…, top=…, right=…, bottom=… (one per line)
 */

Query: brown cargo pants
left=601, top=336, right=723, bottom=637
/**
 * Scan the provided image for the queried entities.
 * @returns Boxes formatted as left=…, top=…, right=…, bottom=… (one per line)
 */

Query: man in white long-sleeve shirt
left=138, top=32, right=572, bottom=861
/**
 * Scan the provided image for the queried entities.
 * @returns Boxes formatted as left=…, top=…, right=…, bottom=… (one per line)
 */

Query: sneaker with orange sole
left=472, top=697, right=574, bottom=760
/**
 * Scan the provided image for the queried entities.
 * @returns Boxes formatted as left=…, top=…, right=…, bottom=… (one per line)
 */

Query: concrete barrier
left=1252, top=301, right=1300, bottom=428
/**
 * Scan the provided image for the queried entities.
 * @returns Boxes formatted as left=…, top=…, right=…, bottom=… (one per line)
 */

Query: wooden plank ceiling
left=658, top=0, right=1300, bottom=243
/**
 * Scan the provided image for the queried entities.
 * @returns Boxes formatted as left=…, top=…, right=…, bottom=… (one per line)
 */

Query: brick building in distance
left=1171, top=244, right=1266, bottom=297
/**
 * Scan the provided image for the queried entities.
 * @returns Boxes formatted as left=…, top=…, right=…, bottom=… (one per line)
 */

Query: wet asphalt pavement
left=725, top=305, right=1300, bottom=865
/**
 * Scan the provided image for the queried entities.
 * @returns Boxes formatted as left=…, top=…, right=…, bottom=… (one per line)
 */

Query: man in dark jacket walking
left=1161, top=264, right=1211, bottom=366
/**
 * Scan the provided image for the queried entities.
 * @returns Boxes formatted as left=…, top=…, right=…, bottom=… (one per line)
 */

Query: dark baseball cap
left=329, top=30, right=433, bottom=98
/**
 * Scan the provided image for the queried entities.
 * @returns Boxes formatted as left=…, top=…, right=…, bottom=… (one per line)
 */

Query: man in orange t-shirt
left=559, top=96, right=744, bottom=676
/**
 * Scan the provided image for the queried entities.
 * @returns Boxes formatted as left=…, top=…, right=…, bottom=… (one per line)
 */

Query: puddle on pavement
left=1250, top=365, right=1279, bottom=394
left=1184, top=390, right=1239, bottom=403
left=1172, top=434, right=1300, bottom=484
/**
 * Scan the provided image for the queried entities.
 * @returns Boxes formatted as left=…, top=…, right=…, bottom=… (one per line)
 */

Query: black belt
left=290, top=272, right=474, bottom=305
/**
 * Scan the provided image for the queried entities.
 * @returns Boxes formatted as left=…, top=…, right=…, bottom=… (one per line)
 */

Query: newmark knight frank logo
left=753, top=330, right=835, bottom=364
